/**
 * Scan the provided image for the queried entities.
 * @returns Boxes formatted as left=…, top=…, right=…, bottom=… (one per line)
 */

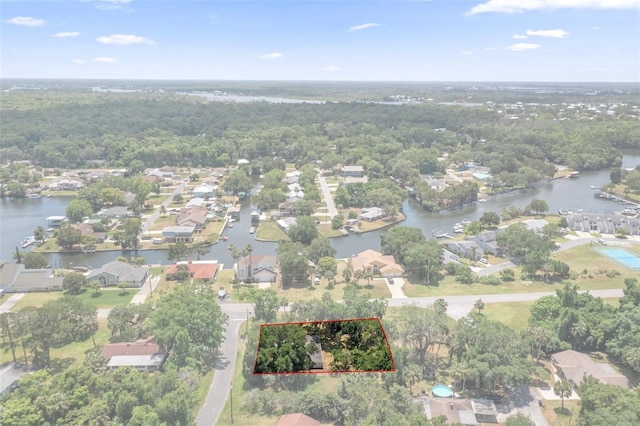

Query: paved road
left=196, top=303, right=253, bottom=426
left=141, top=181, right=187, bottom=234
left=317, top=172, right=338, bottom=218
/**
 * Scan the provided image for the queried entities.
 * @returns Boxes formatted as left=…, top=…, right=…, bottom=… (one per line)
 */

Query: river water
left=2, top=155, right=639, bottom=268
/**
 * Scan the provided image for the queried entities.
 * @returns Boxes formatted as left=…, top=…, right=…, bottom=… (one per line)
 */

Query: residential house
left=551, top=350, right=630, bottom=389
left=0, top=364, right=29, bottom=398
left=279, top=201, right=297, bottom=217
left=185, top=197, right=206, bottom=208
left=285, top=170, right=301, bottom=179
left=277, top=217, right=297, bottom=234
left=143, top=174, right=165, bottom=184
left=148, top=168, right=176, bottom=179
left=166, top=260, right=218, bottom=281
left=75, top=223, right=106, bottom=243
left=97, top=206, right=133, bottom=219
left=445, top=241, right=484, bottom=261
left=349, top=249, right=404, bottom=278
left=177, top=207, right=209, bottom=232
left=193, top=183, right=216, bottom=199
left=0, top=263, right=63, bottom=293
left=287, top=189, right=305, bottom=199
left=277, top=413, right=320, bottom=426
left=466, top=231, right=503, bottom=257
left=48, top=178, right=84, bottom=191
left=102, top=337, right=168, bottom=372
left=342, top=165, right=365, bottom=177
left=87, top=260, right=150, bottom=288
left=420, top=176, right=447, bottom=192
left=237, top=254, right=277, bottom=282
left=358, top=207, right=385, bottom=222
left=162, top=226, right=195, bottom=243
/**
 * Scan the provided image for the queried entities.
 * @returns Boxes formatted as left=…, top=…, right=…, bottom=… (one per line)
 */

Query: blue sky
left=2, top=0, right=639, bottom=81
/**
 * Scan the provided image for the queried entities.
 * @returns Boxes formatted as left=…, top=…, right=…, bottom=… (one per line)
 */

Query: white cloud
left=95, top=0, right=132, bottom=10
left=323, top=66, right=341, bottom=72
left=53, top=32, right=80, bottom=38
left=96, top=34, right=155, bottom=45
left=71, top=59, right=85, bottom=64
left=93, top=57, right=117, bottom=63
left=348, top=23, right=382, bottom=32
left=506, top=43, right=541, bottom=51
left=259, top=52, right=283, bottom=60
left=461, top=51, right=474, bottom=55
left=469, top=0, right=639, bottom=15
left=512, top=34, right=527, bottom=39
left=592, top=26, right=603, bottom=30
left=526, top=29, right=569, bottom=38
left=5, top=16, right=45, bottom=27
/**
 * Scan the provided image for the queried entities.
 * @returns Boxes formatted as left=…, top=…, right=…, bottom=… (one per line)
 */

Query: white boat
left=21, top=236, right=36, bottom=248
left=27, top=193, right=42, bottom=199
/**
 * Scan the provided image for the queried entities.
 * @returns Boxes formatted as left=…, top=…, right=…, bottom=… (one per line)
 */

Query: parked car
left=218, top=287, right=226, bottom=300
left=388, top=277, right=395, bottom=285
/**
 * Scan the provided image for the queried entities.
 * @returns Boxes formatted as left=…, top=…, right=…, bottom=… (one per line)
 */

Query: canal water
left=2, top=154, right=639, bottom=267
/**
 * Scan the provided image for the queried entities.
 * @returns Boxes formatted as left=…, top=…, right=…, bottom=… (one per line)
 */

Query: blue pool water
left=432, top=384, right=454, bottom=398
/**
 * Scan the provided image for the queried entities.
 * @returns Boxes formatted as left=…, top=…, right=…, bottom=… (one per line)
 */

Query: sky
left=2, top=0, right=639, bottom=82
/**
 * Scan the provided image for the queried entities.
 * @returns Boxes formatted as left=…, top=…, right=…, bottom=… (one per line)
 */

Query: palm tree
left=474, top=299, right=485, bottom=315
left=244, top=244, right=253, bottom=280
left=553, top=379, right=573, bottom=409
left=353, top=269, right=364, bottom=286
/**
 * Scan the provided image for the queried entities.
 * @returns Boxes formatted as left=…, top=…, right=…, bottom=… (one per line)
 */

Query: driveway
left=386, top=277, right=407, bottom=299
left=0, top=293, right=25, bottom=314
left=507, top=386, right=549, bottom=426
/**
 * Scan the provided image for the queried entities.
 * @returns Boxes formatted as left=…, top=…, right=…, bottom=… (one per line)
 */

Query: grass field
left=73, top=287, right=137, bottom=308
left=482, top=301, right=534, bottom=330
left=255, top=221, right=289, bottom=241
left=540, top=399, right=580, bottom=426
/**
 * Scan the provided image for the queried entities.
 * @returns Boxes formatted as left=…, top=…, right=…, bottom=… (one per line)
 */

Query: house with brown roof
left=277, top=413, right=321, bottom=426
left=236, top=254, right=277, bottom=282
left=102, top=336, right=168, bottom=372
left=551, top=349, right=630, bottom=388
left=350, top=249, right=404, bottom=278
left=75, top=223, right=106, bottom=243
left=177, top=206, right=209, bottom=231
left=166, top=260, right=218, bottom=281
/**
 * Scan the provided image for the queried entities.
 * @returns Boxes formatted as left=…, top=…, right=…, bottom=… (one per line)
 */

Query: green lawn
left=255, top=221, right=289, bottom=241
left=11, top=291, right=61, bottom=311
left=540, top=399, right=580, bottom=426
left=72, top=287, right=137, bottom=308
left=482, top=301, right=534, bottom=330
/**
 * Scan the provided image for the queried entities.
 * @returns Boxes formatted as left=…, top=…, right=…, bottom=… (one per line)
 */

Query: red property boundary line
left=252, top=317, right=396, bottom=375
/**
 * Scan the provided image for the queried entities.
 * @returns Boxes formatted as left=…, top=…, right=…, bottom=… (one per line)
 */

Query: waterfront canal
left=2, top=154, right=639, bottom=267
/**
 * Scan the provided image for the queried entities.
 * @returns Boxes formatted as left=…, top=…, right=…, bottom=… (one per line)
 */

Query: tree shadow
left=118, top=291, right=130, bottom=296
left=554, top=407, right=572, bottom=416
left=90, top=292, right=103, bottom=298
left=48, top=357, right=75, bottom=375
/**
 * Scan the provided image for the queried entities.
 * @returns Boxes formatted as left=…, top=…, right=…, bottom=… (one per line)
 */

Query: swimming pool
left=432, top=384, right=454, bottom=398
left=598, top=248, right=640, bottom=269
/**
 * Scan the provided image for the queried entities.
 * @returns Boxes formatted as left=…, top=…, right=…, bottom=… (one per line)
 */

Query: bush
left=479, top=276, right=501, bottom=285
left=500, top=268, right=515, bottom=282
